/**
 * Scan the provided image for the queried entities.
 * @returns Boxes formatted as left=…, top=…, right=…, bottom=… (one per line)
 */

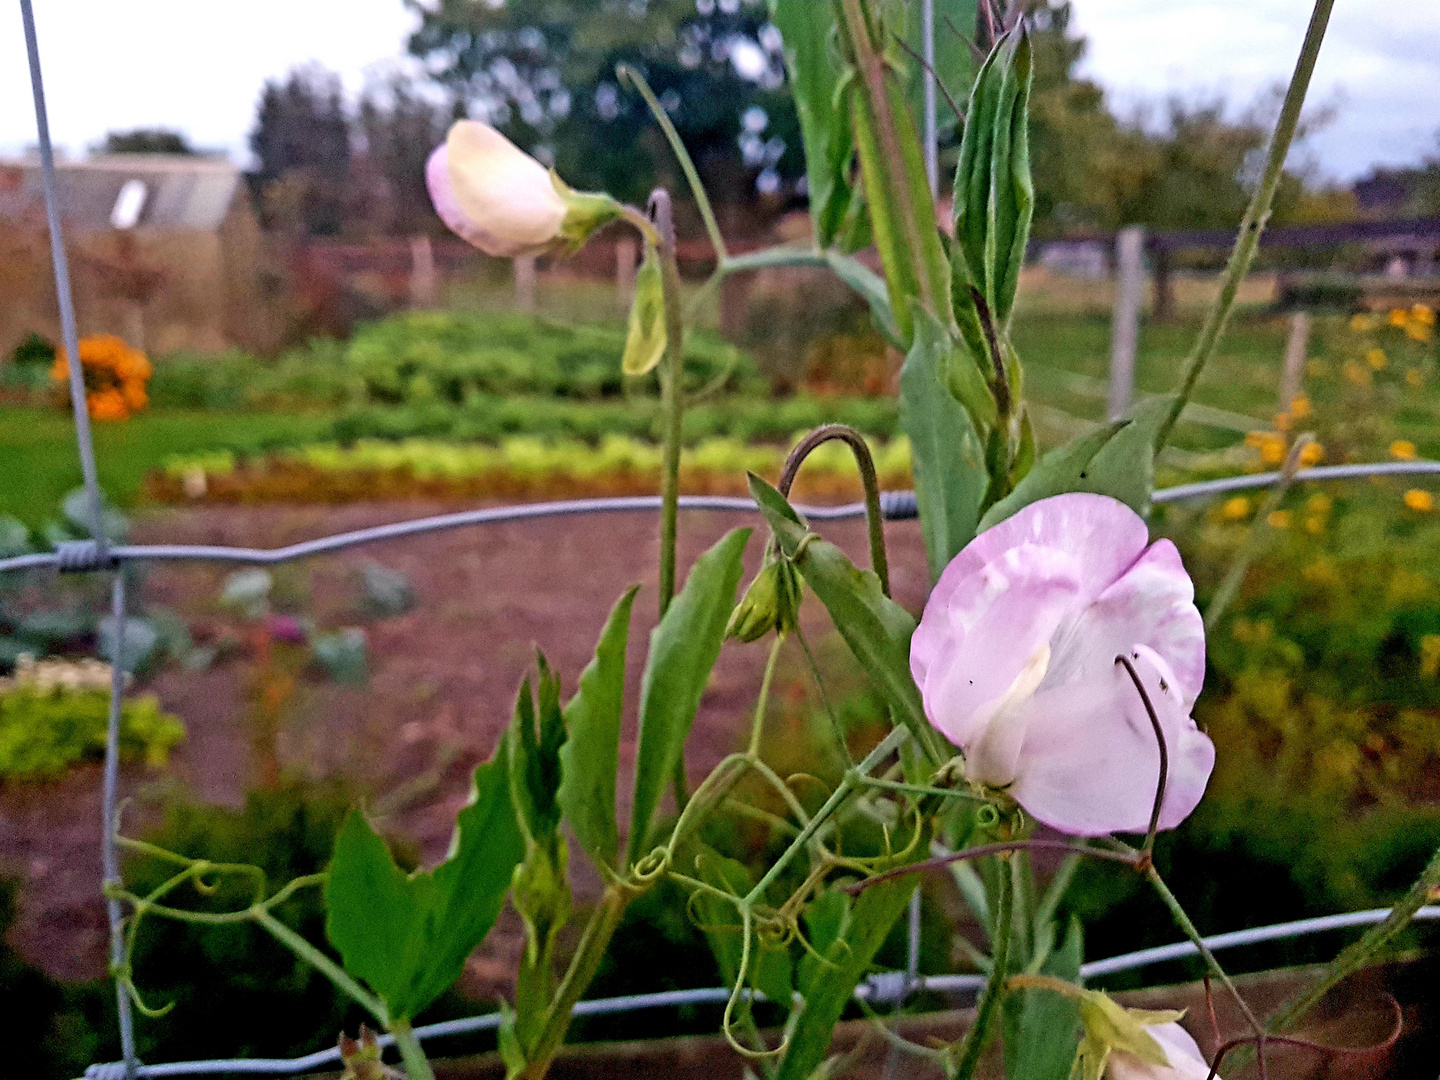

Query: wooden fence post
left=514, top=253, right=537, bottom=313
left=1108, top=225, right=1146, bottom=421
left=1279, top=311, right=1310, bottom=413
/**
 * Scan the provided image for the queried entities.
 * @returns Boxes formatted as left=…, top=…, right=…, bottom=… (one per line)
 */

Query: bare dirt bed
left=0, top=499, right=930, bottom=990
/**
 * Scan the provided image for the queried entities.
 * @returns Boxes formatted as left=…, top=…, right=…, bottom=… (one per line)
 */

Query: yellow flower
left=1305, top=515, right=1325, bottom=534
left=1290, top=394, right=1312, bottom=418
left=1274, top=410, right=1292, bottom=432
left=1221, top=496, right=1251, bottom=520
left=1407, top=368, right=1425, bottom=388
left=1391, top=440, right=1418, bottom=461
left=1349, top=313, right=1377, bottom=332
left=1245, top=430, right=1287, bottom=465
left=1298, top=441, right=1324, bottom=466
left=1306, top=493, right=1332, bottom=514
left=1367, top=348, right=1387, bottom=370
left=1404, top=489, right=1434, bottom=512
left=1343, top=360, right=1372, bottom=387
left=1267, top=509, right=1291, bottom=529
left=1413, top=304, right=1436, bottom=326
left=1390, top=308, right=1409, bottom=327
left=1421, top=635, right=1440, bottom=679
left=1405, top=319, right=1433, bottom=343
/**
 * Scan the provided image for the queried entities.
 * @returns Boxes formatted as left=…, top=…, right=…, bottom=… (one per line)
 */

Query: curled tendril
left=976, top=804, right=1001, bottom=829
left=720, top=908, right=791, bottom=1061
left=115, top=964, right=176, bottom=1019
left=630, top=846, right=671, bottom=883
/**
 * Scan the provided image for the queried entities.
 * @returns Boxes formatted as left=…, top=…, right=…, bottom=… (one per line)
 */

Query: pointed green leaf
left=976, top=422, right=1128, bottom=532
left=775, top=869, right=922, bottom=1080
left=769, top=0, right=855, bottom=248
left=325, top=752, right=525, bottom=1019
left=901, top=311, right=989, bottom=580
left=823, top=250, right=903, bottom=348
left=621, top=243, right=666, bottom=376
left=1003, top=918, right=1083, bottom=1080
left=796, top=888, right=852, bottom=999
left=558, top=585, right=638, bottom=871
left=626, top=528, right=751, bottom=865
left=509, top=659, right=567, bottom=846
left=748, top=474, right=939, bottom=760
left=1077, top=395, right=1175, bottom=516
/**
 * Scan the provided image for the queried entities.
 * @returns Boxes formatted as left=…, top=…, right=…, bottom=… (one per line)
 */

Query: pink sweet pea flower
left=1107, top=1021, right=1215, bottom=1079
left=910, top=493, right=1214, bottom=836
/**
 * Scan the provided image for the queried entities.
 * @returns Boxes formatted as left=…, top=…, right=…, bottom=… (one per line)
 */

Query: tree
left=100, top=129, right=195, bottom=155
left=356, top=76, right=455, bottom=236
left=249, top=67, right=352, bottom=236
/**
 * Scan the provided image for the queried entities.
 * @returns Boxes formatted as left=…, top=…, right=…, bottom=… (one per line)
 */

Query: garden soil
left=0, top=500, right=933, bottom=995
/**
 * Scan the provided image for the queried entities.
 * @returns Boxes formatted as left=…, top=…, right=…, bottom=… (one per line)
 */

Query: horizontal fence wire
left=81, top=904, right=1440, bottom=1078
left=6, top=460, right=1440, bottom=578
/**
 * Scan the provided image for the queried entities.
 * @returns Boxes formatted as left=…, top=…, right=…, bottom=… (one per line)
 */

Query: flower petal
left=1007, top=645, right=1215, bottom=836
left=1046, top=539, right=1206, bottom=709
left=445, top=120, right=566, bottom=256
left=928, top=494, right=1152, bottom=626
left=427, top=144, right=507, bottom=253
left=1107, top=1022, right=1215, bottom=1079
left=912, top=543, right=1082, bottom=751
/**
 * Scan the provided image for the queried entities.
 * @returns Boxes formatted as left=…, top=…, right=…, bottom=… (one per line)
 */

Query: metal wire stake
left=19, top=0, right=109, bottom=553
left=104, top=573, right=139, bottom=1076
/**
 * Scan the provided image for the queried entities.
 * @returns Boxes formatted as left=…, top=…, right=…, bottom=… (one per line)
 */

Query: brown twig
left=1115, top=653, right=1168, bottom=861
left=1203, top=994, right=1404, bottom=1080
left=890, top=33, right=965, bottom=125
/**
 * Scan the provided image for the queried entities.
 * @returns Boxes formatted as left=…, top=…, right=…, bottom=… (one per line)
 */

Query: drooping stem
left=1153, top=0, right=1335, bottom=454
left=390, top=1019, right=437, bottom=1080
left=948, top=854, right=1013, bottom=1080
left=253, top=908, right=388, bottom=1026
left=748, top=635, right=785, bottom=756
left=617, top=64, right=728, bottom=263
left=778, top=424, right=890, bottom=596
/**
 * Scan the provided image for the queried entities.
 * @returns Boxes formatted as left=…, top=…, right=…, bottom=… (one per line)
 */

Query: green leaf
left=325, top=752, right=525, bottom=1019
left=509, top=658, right=567, bottom=846
left=621, top=243, right=666, bottom=376
left=769, top=0, right=855, bottom=248
left=976, top=422, right=1127, bottom=532
left=900, top=311, right=989, bottom=580
left=776, top=872, right=921, bottom=1080
left=694, top=850, right=793, bottom=1008
left=626, top=528, right=751, bottom=865
left=748, top=474, right=939, bottom=761
left=952, top=27, right=1034, bottom=331
left=1003, top=918, right=1083, bottom=1080
left=558, top=585, right=638, bottom=871
left=310, top=628, right=367, bottom=684
left=0, top=515, right=31, bottom=557
left=796, top=888, right=851, bottom=998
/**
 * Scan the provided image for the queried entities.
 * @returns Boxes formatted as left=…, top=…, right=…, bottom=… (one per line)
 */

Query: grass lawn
left=0, top=409, right=331, bottom=528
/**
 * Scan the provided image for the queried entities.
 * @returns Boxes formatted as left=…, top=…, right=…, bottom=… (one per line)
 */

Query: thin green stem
left=1204, top=434, right=1312, bottom=630
left=252, top=908, right=388, bottom=1025
left=744, top=727, right=909, bottom=906
left=1145, top=867, right=1263, bottom=1037
left=1154, top=0, right=1335, bottom=454
left=389, top=1019, right=437, bottom=1080
left=748, top=636, right=785, bottom=756
left=948, top=854, right=1012, bottom=1080
left=1227, top=842, right=1440, bottom=1072
left=855, top=775, right=992, bottom=803
left=617, top=64, right=728, bottom=262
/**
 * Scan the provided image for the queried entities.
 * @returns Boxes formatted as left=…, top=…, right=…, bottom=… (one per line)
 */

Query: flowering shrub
left=50, top=334, right=152, bottom=421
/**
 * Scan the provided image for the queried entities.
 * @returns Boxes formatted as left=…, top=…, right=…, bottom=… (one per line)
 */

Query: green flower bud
left=726, top=553, right=802, bottom=642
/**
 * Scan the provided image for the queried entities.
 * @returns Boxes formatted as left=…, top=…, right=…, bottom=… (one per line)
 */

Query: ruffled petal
left=926, top=494, right=1152, bottom=632
left=1006, top=645, right=1215, bottom=836
left=912, top=543, right=1081, bottom=751
left=1107, top=1022, right=1215, bottom=1079
left=1046, top=539, right=1206, bottom=708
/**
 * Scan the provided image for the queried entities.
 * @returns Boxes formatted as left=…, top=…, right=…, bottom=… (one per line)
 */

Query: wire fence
left=11, top=5, right=1440, bottom=1080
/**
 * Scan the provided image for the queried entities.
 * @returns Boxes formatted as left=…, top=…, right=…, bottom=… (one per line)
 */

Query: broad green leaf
left=775, top=870, right=922, bottom=1080
left=976, top=422, right=1127, bottom=532
left=796, top=888, right=851, bottom=998
left=900, top=311, right=989, bottom=580
left=558, top=585, right=638, bottom=871
left=325, top=753, right=525, bottom=1019
left=621, top=243, right=666, bottom=376
left=626, top=528, right=751, bottom=865
left=694, top=850, right=793, bottom=1008
left=1003, top=918, right=1083, bottom=1080
left=769, top=0, right=855, bottom=248
left=748, top=474, right=938, bottom=760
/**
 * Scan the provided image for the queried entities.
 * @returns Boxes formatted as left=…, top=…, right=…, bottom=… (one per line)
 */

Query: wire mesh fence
left=10, top=4, right=1440, bottom=1079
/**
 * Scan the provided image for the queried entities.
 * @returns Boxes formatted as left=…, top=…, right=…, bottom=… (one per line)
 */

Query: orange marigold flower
left=1404, top=489, right=1434, bottom=512
left=1267, top=510, right=1291, bottom=529
left=1221, top=496, right=1251, bottom=520
left=1367, top=347, right=1387, bottom=370
left=1290, top=394, right=1312, bottom=418
left=1391, top=440, right=1419, bottom=461
left=1298, top=441, right=1324, bottom=467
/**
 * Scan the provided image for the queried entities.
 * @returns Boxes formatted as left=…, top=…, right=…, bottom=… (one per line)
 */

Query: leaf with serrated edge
left=626, top=528, right=751, bottom=865
left=558, top=585, right=638, bottom=870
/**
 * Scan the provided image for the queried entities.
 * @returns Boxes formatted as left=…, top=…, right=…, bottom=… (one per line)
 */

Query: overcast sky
left=1, top=1, right=1435, bottom=182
